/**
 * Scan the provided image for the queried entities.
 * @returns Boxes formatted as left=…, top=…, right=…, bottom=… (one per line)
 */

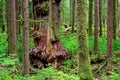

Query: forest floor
left=0, top=29, right=120, bottom=80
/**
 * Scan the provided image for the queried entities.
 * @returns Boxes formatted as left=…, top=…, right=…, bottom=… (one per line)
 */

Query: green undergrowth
left=0, top=54, right=79, bottom=80
left=60, top=31, right=120, bottom=54
left=17, top=34, right=34, bottom=61
left=0, top=31, right=120, bottom=80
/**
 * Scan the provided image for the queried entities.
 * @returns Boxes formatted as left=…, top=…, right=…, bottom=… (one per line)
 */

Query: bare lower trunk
left=16, top=0, right=21, bottom=34
left=88, top=0, right=93, bottom=36
left=70, top=0, right=75, bottom=32
left=107, top=0, right=113, bottom=70
left=6, top=0, right=17, bottom=54
left=22, top=0, right=29, bottom=75
left=94, top=0, right=99, bottom=54
left=99, top=0, right=102, bottom=37
left=113, top=0, right=117, bottom=39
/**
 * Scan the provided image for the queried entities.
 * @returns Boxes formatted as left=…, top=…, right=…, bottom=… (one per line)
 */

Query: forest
left=0, top=0, right=120, bottom=80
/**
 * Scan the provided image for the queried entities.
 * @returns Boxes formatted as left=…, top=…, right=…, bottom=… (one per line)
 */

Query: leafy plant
left=110, top=72, right=120, bottom=80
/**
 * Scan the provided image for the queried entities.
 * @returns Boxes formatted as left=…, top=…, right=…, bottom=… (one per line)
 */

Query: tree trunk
left=16, top=0, right=21, bottom=34
left=113, top=0, right=117, bottom=40
left=0, top=0, right=5, bottom=32
left=99, top=0, right=102, bottom=37
left=29, top=0, right=68, bottom=69
left=94, top=0, right=99, bottom=54
left=6, top=0, right=17, bottom=55
left=107, top=0, right=113, bottom=70
left=117, top=0, right=120, bottom=30
left=70, top=0, right=75, bottom=32
left=77, top=0, right=93, bottom=80
left=88, top=0, right=93, bottom=36
left=22, top=0, right=29, bottom=75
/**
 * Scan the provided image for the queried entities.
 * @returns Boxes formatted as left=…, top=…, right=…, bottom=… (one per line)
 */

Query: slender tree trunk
left=61, top=0, right=65, bottom=24
left=77, top=0, right=93, bottom=79
left=113, top=0, right=117, bottom=39
left=94, top=0, right=99, bottom=54
left=0, top=0, right=5, bottom=32
left=117, top=0, right=119, bottom=30
left=6, top=0, right=12, bottom=54
left=6, top=0, right=17, bottom=54
left=88, top=0, right=93, bottom=36
left=16, top=0, right=21, bottom=34
left=22, top=0, right=29, bottom=75
left=107, top=0, right=113, bottom=70
left=70, top=0, right=75, bottom=32
left=99, top=0, right=102, bottom=37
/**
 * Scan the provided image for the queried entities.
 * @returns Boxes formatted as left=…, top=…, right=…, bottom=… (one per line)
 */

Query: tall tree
left=22, top=0, right=29, bottom=75
left=113, top=0, right=117, bottom=39
left=88, top=0, right=93, bottom=36
left=117, top=0, right=119, bottom=30
left=99, top=0, right=102, bottom=37
left=6, top=0, right=17, bottom=54
left=77, top=0, right=93, bottom=79
left=29, top=0, right=68, bottom=69
left=107, top=0, right=113, bottom=70
left=0, top=0, right=5, bottom=32
left=94, top=0, right=99, bottom=53
left=70, top=0, right=75, bottom=32
left=16, top=0, right=21, bottom=34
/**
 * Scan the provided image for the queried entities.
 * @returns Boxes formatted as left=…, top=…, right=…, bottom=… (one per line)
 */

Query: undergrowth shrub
left=110, top=72, right=120, bottom=80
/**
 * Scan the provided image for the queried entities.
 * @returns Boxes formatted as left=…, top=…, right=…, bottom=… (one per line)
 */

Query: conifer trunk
left=70, top=0, right=75, bottom=32
left=94, top=0, right=99, bottom=53
left=22, top=0, right=29, bottom=75
left=99, top=0, right=102, bottom=37
left=113, top=0, right=117, bottom=39
left=106, top=0, right=113, bottom=70
left=77, top=0, right=93, bottom=79
left=88, top=0, right=93, bottom=36
left=6, top=0, right=17, bottom=54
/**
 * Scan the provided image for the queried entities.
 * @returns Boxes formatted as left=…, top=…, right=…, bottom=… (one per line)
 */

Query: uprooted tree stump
left=29, top=23, right=68, bottom=69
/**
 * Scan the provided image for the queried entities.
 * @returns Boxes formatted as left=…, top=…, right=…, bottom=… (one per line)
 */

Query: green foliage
left=60, top=32, right=78, bottom=54
left=17, top=34, right=34, bottom=61
left=0, top=70, right=13, bottom=80
left=0, top=0, right=6, bottom=31
left=112, top=39, right=120, bottom=52
left=0, top=55, right=79, bottom=80
left=0, top=32, right=8, bottom=54
left=110, top=72, right=120, bottom=80
left=31, top=68, right=79, bottom=80
left=61, top=32, right=120, bottom=54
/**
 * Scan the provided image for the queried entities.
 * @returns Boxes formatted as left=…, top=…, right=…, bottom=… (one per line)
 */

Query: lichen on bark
left=77, top=0, right=93, bottom=80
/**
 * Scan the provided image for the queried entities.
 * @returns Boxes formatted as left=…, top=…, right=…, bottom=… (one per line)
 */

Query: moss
left=77, top=0, right=93, bottom=80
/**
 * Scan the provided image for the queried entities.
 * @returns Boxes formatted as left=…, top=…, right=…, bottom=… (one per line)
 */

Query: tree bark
left=16, top=0, right=21, bottom=34
left=6, top=0, right=17, bottom=54
left=113, top=0, right=117, bottom=39
left=88, top=0, right=93, bottom=36
left=107, top=0, right=113, bottom=70
left=29, top=0, right=68, bottom=69
left=77, top=0, right=93, bottom=79
left=94, top=0, right=99, bottom=54
left=117, top=0, right=119, bottom=30
left=99, top=0, right=102, bottom=37
left=22, top=0, right=29, bottom=75
left=70, top=0, right=75, bottom=32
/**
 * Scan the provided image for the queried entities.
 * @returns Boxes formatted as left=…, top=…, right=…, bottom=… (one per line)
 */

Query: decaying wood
left=29, top=0, right=68, bottom=69
left=29, top=24, right=68, bottom=69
